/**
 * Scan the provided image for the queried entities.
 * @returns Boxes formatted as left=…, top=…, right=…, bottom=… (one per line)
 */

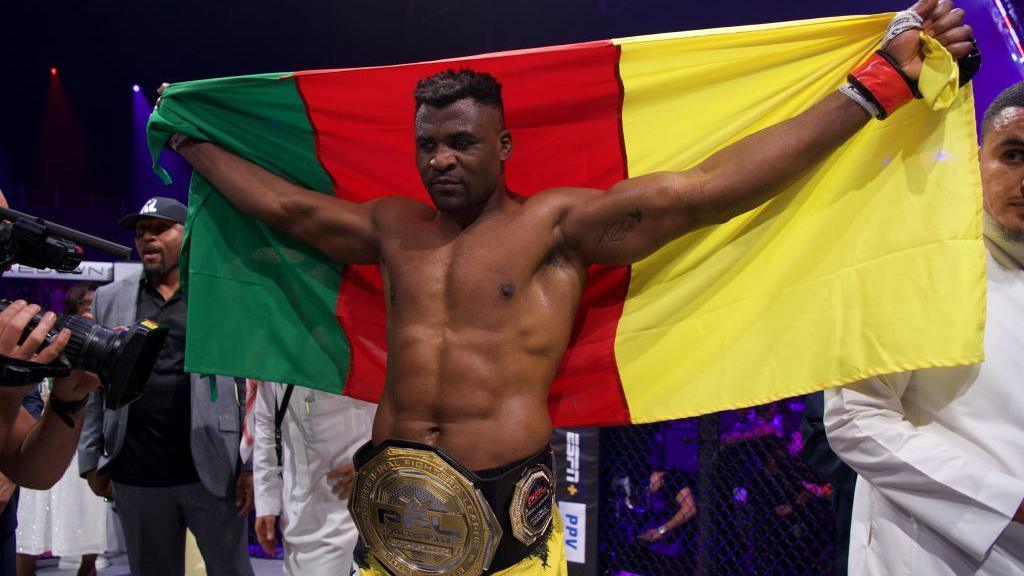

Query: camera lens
left=0, top=300, right=167, bottom=408
left=52, top=314, right=167, bottom=409
left=57, top=315, right=123, bottom=376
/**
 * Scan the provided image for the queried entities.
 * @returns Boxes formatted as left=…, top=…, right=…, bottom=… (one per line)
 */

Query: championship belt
left=508, top=464, right=554, bottom=546
left=350, top=440, right=555, bottom=576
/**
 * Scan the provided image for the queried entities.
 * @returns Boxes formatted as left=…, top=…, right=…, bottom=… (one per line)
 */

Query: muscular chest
left=380, top=218, right=581, bottom=325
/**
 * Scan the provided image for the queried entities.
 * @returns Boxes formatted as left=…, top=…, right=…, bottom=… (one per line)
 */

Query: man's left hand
left=887, top=0, right=975, bottom=80
left=51, top=370, right=100, bottom=403
left=327, top=462, right=355, bottom=500
left=235, top=470, right=254, bottom=517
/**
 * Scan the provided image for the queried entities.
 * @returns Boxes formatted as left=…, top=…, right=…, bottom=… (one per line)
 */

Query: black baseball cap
left=118, top=197, right=187, bottom=229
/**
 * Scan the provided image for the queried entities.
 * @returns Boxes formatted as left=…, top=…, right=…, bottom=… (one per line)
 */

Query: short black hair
left=414, top=68, right=503, bottom=113
left=982, top=81, right=1024, bottom=139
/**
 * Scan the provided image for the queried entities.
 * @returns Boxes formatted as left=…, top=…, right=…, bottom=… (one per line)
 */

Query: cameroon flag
left=148, top=13, right=985, bottom=426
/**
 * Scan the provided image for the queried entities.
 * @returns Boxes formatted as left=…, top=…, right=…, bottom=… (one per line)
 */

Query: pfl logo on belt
left=510, top=464, right=554, bottom=545
left=377, top=505, right=461, bottom=540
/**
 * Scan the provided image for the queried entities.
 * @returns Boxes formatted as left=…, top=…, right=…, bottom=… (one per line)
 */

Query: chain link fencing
left=599, top=396, right=838, bottom=576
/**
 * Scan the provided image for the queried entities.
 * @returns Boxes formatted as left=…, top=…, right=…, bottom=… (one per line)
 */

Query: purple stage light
left=132, top=84, right=141, bottom=93
left=993, top=0, right=1024, bottom=61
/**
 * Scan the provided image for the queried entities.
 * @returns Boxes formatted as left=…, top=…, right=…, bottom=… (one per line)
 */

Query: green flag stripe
left=148, top=73, right=351, bottom=392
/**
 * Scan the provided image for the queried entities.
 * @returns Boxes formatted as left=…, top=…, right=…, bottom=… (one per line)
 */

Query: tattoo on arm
left=596, top=209, right=643, bottom=245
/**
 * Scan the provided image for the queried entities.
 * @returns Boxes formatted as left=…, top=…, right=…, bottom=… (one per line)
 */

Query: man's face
left=134, top=218, right=184, bottom=278
left=80, top=290, right=95, bottom=319
left=414, top=98, right=512, bottom=214
left=981, top=106, right=1024, bottom=237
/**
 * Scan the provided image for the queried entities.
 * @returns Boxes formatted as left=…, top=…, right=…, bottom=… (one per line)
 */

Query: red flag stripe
left=296, top=40, right=631, bottom=425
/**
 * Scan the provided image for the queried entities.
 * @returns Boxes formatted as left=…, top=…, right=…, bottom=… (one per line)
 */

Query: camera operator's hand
left=85, top=469, right=113, bottom=500
left=51, top=370, right=100, bottom=403
left=0, top=300, right=70, bottom=365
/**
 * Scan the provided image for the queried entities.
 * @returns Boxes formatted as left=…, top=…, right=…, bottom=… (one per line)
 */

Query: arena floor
left=35, top=554, right=285, bottom=575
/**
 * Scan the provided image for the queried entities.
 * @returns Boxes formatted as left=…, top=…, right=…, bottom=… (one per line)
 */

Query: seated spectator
left=633, top=467, right=699, bottom=575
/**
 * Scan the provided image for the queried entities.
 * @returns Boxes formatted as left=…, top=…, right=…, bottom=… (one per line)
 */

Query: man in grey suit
left=78, top=196, right=255, bottom=576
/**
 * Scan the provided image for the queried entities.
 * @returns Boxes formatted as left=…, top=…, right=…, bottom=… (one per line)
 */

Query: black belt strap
left=273, top=384, right=295, bottom=468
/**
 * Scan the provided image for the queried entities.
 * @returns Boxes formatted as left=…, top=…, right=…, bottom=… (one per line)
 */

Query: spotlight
left=50, top=67, right=58, bottom=77
left=132, top=84, right=141, bottom=93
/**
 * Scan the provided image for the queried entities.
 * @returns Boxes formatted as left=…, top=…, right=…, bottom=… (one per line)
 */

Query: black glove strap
left=958, top=38, right=981, bottom=87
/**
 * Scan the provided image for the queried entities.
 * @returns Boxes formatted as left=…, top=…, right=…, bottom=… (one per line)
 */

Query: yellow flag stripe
left=614, top=14, right=985, bottom=423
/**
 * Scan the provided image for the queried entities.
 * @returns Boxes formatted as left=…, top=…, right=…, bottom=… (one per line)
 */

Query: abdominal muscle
left=369, top=323, right=560, bottom=472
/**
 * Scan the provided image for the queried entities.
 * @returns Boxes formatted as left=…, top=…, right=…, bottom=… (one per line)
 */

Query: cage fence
left=599, top=396, right=837, bottom=576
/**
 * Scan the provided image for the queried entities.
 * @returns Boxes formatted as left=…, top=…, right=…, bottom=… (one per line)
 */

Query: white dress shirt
left=253, top=382, right=374, bottom=575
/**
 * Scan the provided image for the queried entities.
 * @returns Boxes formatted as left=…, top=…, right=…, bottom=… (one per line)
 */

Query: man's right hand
left=0, top=472, right=15, bottom=514
left=0, top=300, right=70, bottom=365
left=155, top=83, right=170, bottom=110
left=327, top=462, right=356, bottom=500
left=255, top=514, right=278, bottom=555
left=85, top=469, right=112, bottom=500
left=886, top=0, right=974, bottom=80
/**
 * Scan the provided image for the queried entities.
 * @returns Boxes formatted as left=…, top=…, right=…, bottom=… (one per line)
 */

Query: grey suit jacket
left=77, top=271, right=248, bottom=499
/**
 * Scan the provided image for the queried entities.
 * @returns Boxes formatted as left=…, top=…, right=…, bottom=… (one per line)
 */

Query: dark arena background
left=2, top=1, right=1022, bottom=575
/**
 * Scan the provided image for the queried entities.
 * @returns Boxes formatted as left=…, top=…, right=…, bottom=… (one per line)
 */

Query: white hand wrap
left=881, top=9, right=924, bottom=50
left=839, top=81, right=881, bottom=118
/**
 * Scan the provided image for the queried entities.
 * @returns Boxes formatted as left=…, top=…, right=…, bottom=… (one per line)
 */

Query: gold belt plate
left=509, top=464, right=554, bottom=546
left=350, top=446, right=503, bottom=576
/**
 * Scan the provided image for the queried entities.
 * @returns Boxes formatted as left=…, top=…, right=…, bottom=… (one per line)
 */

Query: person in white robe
left=16, top=285, right=108, bottom=576
left=824, top=81, right=1024, bottom=576
left=251, top=381, right=374, bottom=575
left=16, top=382, right=109, bottom=576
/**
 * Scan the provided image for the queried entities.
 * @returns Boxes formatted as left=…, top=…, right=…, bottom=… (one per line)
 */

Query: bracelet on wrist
left=48, top=391, right=86, bottom=428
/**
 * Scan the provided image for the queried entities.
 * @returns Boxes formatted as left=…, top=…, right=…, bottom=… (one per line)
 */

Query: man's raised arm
left=174, top=139, right=382, bottom=265
left=562, top=0, right=974, bottom=266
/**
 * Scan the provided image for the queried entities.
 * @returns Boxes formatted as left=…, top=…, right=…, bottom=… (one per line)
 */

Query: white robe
left=253, top=382, right=375, bottom=576
left=16, top=381, right=109, bottom=557
left=824, top=238, right=1024, bottom=575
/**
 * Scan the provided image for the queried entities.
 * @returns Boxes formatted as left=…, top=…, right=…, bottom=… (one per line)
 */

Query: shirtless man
left=167, top=2, right=975, bottom=573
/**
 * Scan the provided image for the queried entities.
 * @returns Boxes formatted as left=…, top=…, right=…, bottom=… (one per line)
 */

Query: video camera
left=0, top=206, right=167, bottom=409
